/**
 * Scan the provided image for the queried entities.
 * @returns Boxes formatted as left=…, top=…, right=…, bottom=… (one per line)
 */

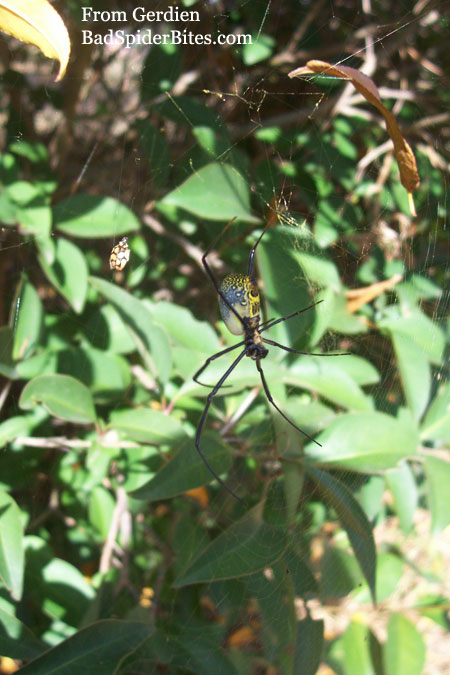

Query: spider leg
left=202, top=218, right=247, bottom=332
left=262, top=338, right=351, bottom=357
left=259, top=301, right=323, bottom=333
left=247, top=222, right=272, bottom=277
left=196, top=348, right=248, bottom=504
left=255, top=358, right=322, bottom=447
left=193, top=341, right=245, bottom=387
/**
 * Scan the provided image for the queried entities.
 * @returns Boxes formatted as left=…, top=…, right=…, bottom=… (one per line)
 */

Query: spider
left=110, top=236, right=130, bottom=271
left=194, top=219, right=347, bottom=504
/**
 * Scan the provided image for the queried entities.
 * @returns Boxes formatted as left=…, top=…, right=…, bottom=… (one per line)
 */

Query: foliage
left=0, top=0, right=448, bottom=673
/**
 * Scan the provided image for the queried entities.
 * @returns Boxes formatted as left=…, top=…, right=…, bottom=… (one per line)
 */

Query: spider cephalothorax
left=194, top=219, right=348, bottom=503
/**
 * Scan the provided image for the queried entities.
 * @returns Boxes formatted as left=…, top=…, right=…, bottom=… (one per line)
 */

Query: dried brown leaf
left=289, top=60, right=420, bottom=209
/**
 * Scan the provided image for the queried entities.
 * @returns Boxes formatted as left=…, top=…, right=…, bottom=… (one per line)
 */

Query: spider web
left=1, top=0, right=449, bottom=671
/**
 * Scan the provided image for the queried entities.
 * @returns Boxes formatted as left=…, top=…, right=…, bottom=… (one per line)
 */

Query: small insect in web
left=194, top=219, right=349, bottom=504
left=109, top=237, right=130, bottom=271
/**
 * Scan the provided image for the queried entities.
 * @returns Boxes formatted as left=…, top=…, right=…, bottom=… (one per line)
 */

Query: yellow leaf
left=289, top=60, right=420, bottom=212
left=0, top=0, right=70, bottom=81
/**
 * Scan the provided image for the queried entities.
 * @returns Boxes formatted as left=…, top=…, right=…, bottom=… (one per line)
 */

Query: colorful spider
left=109, top=237, right=130, bottom=271
left=194, top=220, right=347, bottom=503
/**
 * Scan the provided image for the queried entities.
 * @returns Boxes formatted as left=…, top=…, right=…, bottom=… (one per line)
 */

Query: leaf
left=88, top=487, right=115, bottom=539
left=424, top=456, right=450, bottom=535
left=287, top=359, right=373, bottom=412
left=38, top=238, right=88, bottom=313
left=386, top=463, right=418, bottom=534
left=305, top=411, right=419, bottom=471
left=109, top=408, right=187, bottom=445
left=0, top=415, right=34, bottom=448
left=0, top=605, right=44, bottom=659
left=0, top=326, right=19, bottom=378
left=174, top=505, right=287, bottom=586
left=380, top=312, right=445, bottom=365
left=384, top=613, right=425, bottom=675
left=293, top=617, right=324, bottom=675
left=159, top=163, right=260, bottom=223
left=421, top=382, right=450, bottom=441
left=289, top=61, right=420, bottom=203
left=90, top=276, right=172, bottom=384
left=339, top=621, right=377, bottom=675
left=12, top=277, right=43, bottom=360
left=53, top=195, right=140, bottom=238
left=390, top=330, right=431, bottom=421
left=18, top=620, right=153, bottom=674
left=131, top=435, right=233, bottom=501
left=55, top=347, right=131, bottom=397
left=0, top=491, right=24, bottom=601
left=306, top=467, right=376, bottom=602
left=0, top=0, right=70, bottom=81
left=19, top=374, right=96, bottom=424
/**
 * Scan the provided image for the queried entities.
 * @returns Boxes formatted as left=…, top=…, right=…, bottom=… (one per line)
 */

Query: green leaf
left=0, top=605, right=44, bottom=660
left=287, top=359, right=373, bottom=412
left=380, top=312, right=445, bottom=365
left=241, top=33, right=275, bottom=65
left=0, top=327, right=19, bottom=378
left=90, top=277, right=172, bottom=384
left=159, top=163, right=260, bottom=223
left=0, top=415, right=35, bottom=448
left=18, top=620, right=153, bottom=674
left=131, top=435, right=232, bottom=501
left=19, top=374, right=96, bottom=424
left=174, top=505, right=287, bottom=586
left=332, top=355, right=380, bottom=386
left=305, top=412, right=419, bottom=471
left=12, top=278, right=43, bottom=360
left=55, top=347, right=131, bottom=396
left=110, top=408, right=187, bottom=445
left=38, top=238, right=88, bottom=313
left=424, top=456, right=450, bottom=535
left=339, top=621, right=377, bottom=675
left=306, top=467, right=376, bottom=603
left=384, top=613, right=425, bottom=675
left=421, top=382, right=450, bottom=441
left=386, top=463, right=417, bottom=533
left=53, top=195, right=140, bottom=237
left=151, top=301, right=220, bottom=354
left=390, top=330, right=431, bottom=421
left=293, top=617, right=324, bottom=675
left=0, top=491, right=24, bottom=601
left=88, top=487, right=115, bottom=539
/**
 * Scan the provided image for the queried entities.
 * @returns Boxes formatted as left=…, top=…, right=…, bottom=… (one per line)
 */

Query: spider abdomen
left=219, top=273, right=260, bottom=335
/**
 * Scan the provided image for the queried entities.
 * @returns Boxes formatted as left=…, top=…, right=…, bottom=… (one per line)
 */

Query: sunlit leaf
left=19, top=374, right=96, bottom=424
left=384, top=613, right=425, bottom=675
left=305, top=411, right=419, bottom=471
left=0, top=491, right=24, bottom=601
left=38, top=238, right=88, bottom=313
left=54, top=195, right=140, bottom=238
left=159, top=163, right=260, bottom=223
left=424, top=456, right=450, bottom=535
left=90, top=276, right=172, bottom=383
left=0, top=0, right=70, bottom=81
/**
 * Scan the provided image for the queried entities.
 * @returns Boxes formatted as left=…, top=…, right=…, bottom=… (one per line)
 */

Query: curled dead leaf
left=0, top=0, right=71, bottom=81
left=289, top=60, right=419, bottom=214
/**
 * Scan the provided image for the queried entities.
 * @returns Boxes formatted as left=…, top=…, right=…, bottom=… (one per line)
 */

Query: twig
left=220, top=387, right=260, bottom=436
left=99, top=486, right=128, bottom=574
